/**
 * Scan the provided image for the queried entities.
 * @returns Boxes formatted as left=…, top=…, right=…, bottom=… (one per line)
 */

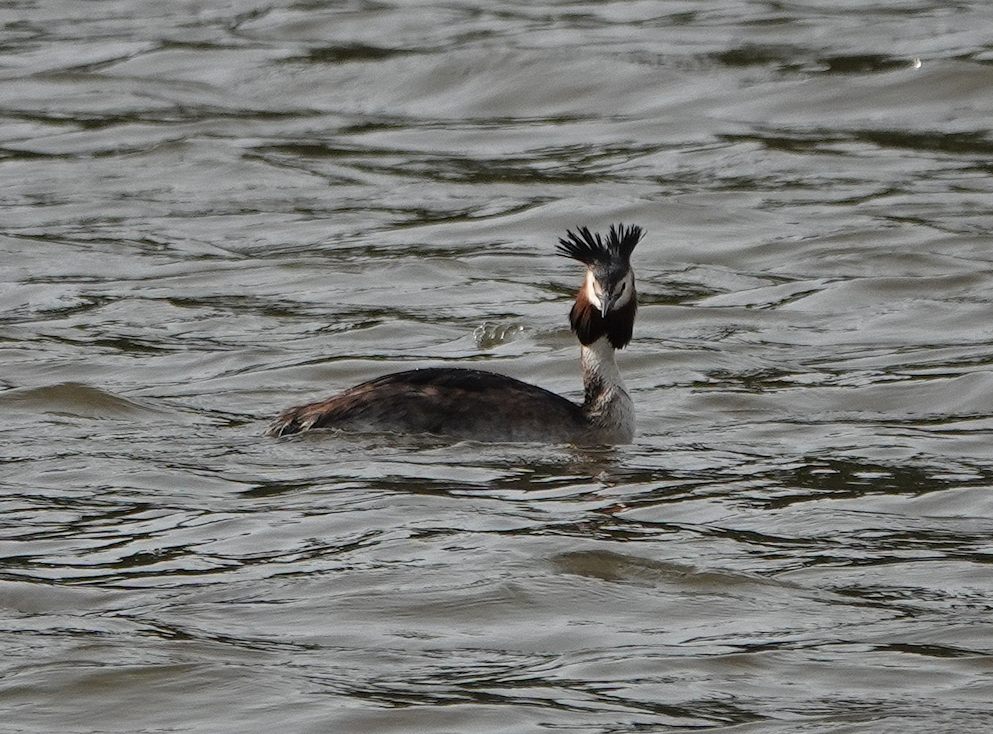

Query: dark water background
left=3, top=1, right=993, bottom=732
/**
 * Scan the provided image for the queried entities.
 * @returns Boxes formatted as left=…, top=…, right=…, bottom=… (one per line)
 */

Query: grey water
left=3, top=1, right=993, bottom=732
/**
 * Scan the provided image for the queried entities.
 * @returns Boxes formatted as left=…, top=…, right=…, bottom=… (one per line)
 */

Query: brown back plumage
left=269, top=367, right=588, bottom=441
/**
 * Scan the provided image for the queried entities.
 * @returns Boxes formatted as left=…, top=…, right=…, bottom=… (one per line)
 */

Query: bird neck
left=580, top=336, right=634, bottom=442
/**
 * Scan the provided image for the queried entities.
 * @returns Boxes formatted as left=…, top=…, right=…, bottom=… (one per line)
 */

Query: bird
left=269, top=224, right=643, bottom=444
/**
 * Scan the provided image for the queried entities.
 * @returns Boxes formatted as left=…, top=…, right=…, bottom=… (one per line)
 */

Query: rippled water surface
left=4, top=1, right=993, bottom=732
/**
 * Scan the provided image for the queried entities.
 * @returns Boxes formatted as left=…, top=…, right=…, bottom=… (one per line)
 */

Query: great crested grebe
left=269, top=224, right=643, bottom=444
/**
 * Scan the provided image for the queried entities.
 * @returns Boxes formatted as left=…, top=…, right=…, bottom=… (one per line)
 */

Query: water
left=3, top=1, right=993, bottom=731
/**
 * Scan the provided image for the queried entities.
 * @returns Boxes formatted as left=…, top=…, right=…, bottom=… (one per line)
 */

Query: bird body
left=270, top=224, right=643, bottom=444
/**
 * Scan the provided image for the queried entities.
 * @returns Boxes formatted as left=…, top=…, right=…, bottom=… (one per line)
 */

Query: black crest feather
left=556, top=223, right=643, bottom=265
